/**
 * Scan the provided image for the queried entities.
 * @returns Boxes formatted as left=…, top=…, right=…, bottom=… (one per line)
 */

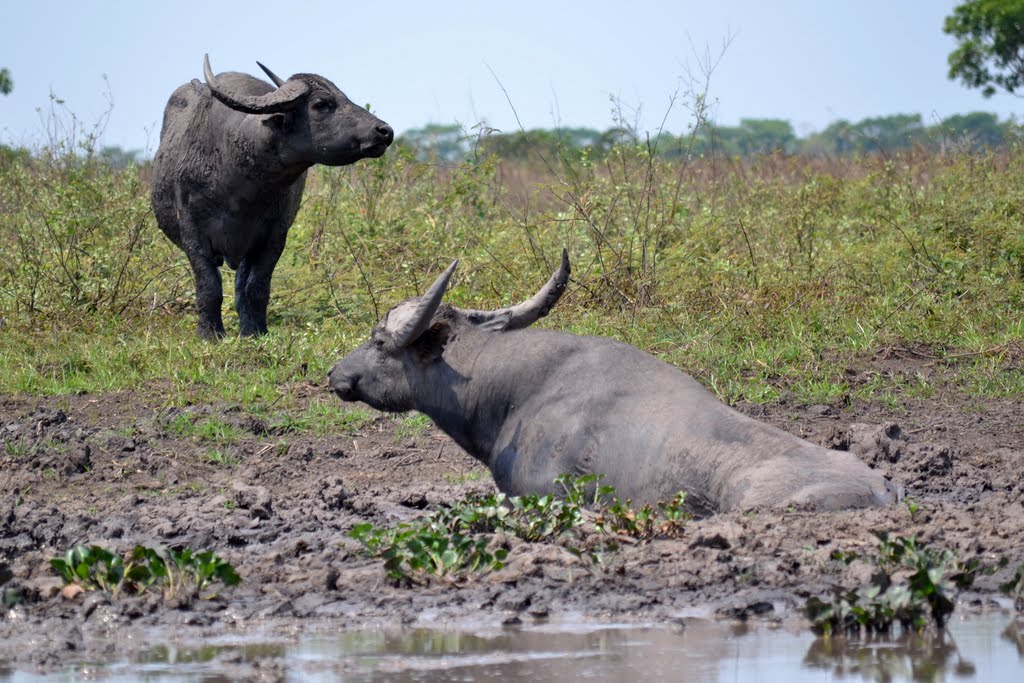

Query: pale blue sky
left=2, top=1, right=1020, bottom=154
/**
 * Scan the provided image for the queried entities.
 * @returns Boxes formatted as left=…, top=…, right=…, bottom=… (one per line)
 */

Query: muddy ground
left=1, top=349, right=1023, bottom=674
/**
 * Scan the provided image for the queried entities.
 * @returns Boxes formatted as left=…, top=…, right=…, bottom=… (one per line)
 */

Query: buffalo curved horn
left=389, top=261, right=459, bottom=348
left=203, top=54, right=310, bottom=114
left=458, top=249, right=570, bottom=331
left=256, top=61, right=286, bottom=87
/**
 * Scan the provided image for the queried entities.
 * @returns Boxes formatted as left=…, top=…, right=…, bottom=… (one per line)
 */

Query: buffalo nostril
left=376, top=124, right=394, bottom=143
left=330, top=370, right=358, bottom=398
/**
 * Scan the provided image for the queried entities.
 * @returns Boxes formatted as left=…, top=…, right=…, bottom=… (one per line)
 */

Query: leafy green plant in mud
left=50, top=544, right=240, bottom=600
left=594, top=492, right=691, bottom=541
left=348, top=516, right=508, bottom=584
left=349, top=474, right=691, bottom=584
left=805, top=531, right=1004, bottom=636
left=904, top=497, right=923, bottom=521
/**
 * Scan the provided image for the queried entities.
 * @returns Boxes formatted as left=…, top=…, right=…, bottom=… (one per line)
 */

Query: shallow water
left=4, top=613, right=1022, bottom=682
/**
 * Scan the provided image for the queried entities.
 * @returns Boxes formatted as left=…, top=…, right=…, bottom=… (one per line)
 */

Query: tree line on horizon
left=396, top=111, right=1019, bottom=164
left=0, top=109, right=1018, bottom=171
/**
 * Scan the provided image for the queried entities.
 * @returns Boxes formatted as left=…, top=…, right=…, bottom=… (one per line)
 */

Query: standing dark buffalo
left=328, top=253, right=900, bottom=515
left=151, top=55, right=393, bottom=339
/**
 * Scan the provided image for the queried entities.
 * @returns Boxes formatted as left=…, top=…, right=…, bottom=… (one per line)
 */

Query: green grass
left=269, top=399, right=375, bottom=436
left=443, top=470, right=489, bottom=485
left=164, top=412, right=244, bottom=445
left=1, top=138, right=1021, bottom=425
left=204, top=448, right=239, bottom=468
left=392, top=413, right=432, bottom=443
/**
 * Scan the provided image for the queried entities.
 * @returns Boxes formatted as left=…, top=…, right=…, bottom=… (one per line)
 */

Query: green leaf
left=50, top=559, right=74, bottom=584
left=214, top=562, right=241, bottom=587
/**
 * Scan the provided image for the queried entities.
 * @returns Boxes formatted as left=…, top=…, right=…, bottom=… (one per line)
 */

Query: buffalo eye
left=311, top=99, right=336, bottom=113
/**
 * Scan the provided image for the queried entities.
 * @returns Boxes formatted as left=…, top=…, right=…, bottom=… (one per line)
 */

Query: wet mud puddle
left=3, top=613, right=1022, bottom=682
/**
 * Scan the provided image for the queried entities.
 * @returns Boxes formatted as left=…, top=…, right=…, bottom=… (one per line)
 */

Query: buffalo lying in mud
left=328, top=253, right=899, bottom=514
left=151, top=55, right=393, bottom=339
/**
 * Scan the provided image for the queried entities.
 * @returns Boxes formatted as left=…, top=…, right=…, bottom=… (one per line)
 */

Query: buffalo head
left=328, top=250, right=570, bottom=412
left=203, top=54, right=393, bottom=167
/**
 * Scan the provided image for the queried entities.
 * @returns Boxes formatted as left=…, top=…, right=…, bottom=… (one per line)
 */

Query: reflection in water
left=803, top=630, right=976, bottom=682
left=2, top=613, right=1020, bottom=682
left=135, top=641, right=288, bottom=667
left=1002, top=620, right=1024, bottom=658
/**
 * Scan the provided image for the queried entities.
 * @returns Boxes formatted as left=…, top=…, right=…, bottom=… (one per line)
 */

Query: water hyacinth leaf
left=50, top=543, right=240, bottom=600
left=214, top=562, right=241, bottom=587
left=49, top=559, right=74, bottom=584
left=441, top=549, right=459, bottom=570
left=347, top=474, right=691, bottom=583
left=805, top=532, right=999, bottom=636
left=126, top=564, right=152, bottom=585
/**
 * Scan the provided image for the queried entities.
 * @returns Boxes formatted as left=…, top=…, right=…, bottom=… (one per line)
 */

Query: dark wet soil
left=2, top=359, right=1022, bottom=673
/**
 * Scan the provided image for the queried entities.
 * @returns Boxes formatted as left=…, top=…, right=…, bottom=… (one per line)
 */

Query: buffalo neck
left=203, top=111, right=309, bottom=191
left=411, top=327, right=564, bottom=467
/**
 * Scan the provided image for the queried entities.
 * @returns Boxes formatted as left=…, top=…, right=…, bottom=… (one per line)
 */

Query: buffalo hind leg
left=188, top=252, right=225, bottom=340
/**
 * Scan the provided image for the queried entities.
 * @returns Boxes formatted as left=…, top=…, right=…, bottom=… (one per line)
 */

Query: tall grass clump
left=1, top=102, right=1021, bottom=411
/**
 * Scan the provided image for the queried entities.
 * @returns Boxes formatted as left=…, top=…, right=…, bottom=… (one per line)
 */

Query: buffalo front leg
left=187, top=252, right=225, bottom=340
left=235, top=240, right=285, bottom=337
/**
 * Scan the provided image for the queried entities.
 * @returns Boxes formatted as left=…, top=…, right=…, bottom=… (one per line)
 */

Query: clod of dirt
left=324, top=568, right=340, bottom=591
left=103, top=435, right=136, bottom=453
left=690, top=533, right=732, bottom=550
left=824, top=422, right=905, bottom=466
left=908, top=444, right=955, bottom=477
left=60, top=584, right=84, bottom=601
left=715, top=600, right=774, bottom=621
left=231, top=483, right=273, bottom=520
left=61, top=444, right=92, bottom=476
left=315, top=478, right=347, bottom=510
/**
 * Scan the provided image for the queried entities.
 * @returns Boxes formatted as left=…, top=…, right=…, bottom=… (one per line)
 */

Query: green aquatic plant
left=805, top=531, right=1002, bottom=636
left=50, top=544, right=240, bottom=600
left=594, top=492, right=691, bottom=541
left=349, top=474, right=691, bottom=584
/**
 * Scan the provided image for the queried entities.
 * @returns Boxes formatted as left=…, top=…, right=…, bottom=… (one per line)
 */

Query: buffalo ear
left=264, top=112, right=293, bottom=133
left=467, top=310, right=512, bottom=332
left=410, top=320, right=452, bottom=363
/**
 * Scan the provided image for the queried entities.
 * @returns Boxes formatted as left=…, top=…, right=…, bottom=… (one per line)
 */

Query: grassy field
left=1, top=139, right=1022, bottom=416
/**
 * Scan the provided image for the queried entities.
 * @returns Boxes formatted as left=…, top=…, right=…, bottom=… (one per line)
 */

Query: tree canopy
left=945, top=0, right=1024, bottom=96
left=0, top=68, right=12, bottom=95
